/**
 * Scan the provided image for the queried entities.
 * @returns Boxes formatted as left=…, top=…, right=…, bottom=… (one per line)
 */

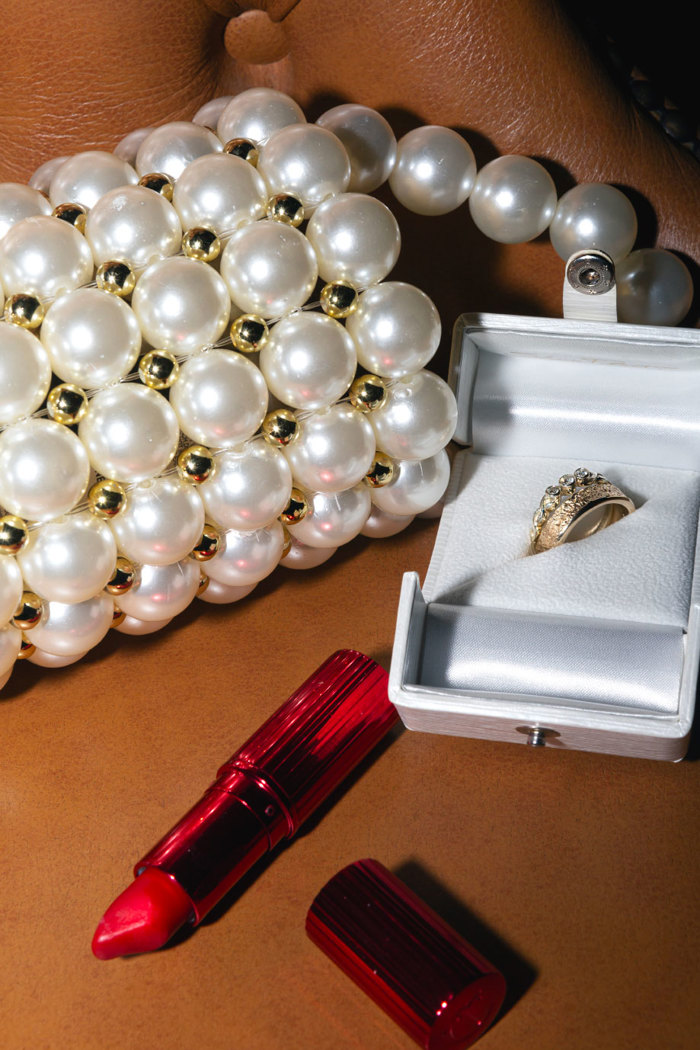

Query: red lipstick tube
left=93, top=650, right=397, bottom=958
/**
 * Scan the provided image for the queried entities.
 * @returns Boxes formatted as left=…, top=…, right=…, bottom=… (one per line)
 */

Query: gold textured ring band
left=530, top=468, right=635, bottom=554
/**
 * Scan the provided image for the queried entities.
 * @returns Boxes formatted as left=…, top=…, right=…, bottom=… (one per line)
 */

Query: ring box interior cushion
left=389, top=313, right=700, bottom=760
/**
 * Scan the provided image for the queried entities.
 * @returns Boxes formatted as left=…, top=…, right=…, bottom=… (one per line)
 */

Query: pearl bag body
left=390, top=312, right=700, bottom=759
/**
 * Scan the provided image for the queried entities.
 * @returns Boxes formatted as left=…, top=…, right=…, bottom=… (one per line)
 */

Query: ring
left=530, top=467, right=635, bottom=554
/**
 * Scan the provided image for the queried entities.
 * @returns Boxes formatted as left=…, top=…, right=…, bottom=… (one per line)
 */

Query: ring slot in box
left=389, top=314, right=700, bottom=760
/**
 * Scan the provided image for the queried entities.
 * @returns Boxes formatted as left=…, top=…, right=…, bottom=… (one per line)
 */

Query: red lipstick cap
left=306, top=859, right=506, bottom=1050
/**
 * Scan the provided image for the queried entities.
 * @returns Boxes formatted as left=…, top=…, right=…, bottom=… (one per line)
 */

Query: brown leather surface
left=1, top=4, right=700, bottom=1048
left=2, top=524, right=700, bottom=1050
left=223, top=10, right=290, bottom=66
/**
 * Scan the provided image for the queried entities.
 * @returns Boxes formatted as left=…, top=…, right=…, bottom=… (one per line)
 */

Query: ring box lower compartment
left=389, top=313, right=700, bottom=760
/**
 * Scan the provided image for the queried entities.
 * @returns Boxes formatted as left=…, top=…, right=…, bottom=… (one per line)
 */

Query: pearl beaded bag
left=0, top=88, right=692, bottom=690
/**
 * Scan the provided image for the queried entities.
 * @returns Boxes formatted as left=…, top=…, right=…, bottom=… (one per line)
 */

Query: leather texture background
left=1, top=4, right=699, bottom=1048
left=3, top=522, right=700, bottom=1050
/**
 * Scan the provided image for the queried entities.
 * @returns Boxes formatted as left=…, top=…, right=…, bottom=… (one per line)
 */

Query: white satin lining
left=471, top=343, right=700, bottom=470
left=426, top=455, right=700, bottom=628
left=419, top=605, right=684, bottom=713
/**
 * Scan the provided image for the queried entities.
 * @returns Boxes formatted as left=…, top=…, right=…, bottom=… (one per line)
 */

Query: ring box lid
left=390, top=313, right=700, bottom=760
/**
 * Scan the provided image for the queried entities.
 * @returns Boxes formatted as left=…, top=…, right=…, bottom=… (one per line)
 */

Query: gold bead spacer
left=138, top=349, right=180, bottom=390
left=320, top=280, right=358, bottom=319
left=96, top=260, right=136, bottom=297
left=47, top=383, right=89, bottom=425
left=266, top=193, right=304, bottom=227
left=12, top=592, right=43, bottom=631
left=52, top=202, right=87, bottom=233
left=177, top=445, right=214, bottom=484
left=197, top=571, right=210, bottom=596
left=4, top=292, right=45, bottom=329
left=349, top=373, right=387, bottom=412
left=364, top=452, right=395, bottom=487
left=17, top=636, right=36, bottom=660
left=0, top=514, right=29, bottom=555
left=262, top=409, right=299, bottom=447
left=280, top=488, right=308, bottom=525
left=106, top=557, right=136, bottom=596
left=223, top=138, right=259, bottom=166
left=111, top=606, right=127, bottom=628
left=192, top=525, right=221, bottom=561
left=182, top=227, right=221, bottom=262
left=138, top=172, right=174, bottom=200
left=230, top=313, right=269, bottom=353
left=88, top=479, right=127, bottom=519
left=281, top=526, right=292, bottom=558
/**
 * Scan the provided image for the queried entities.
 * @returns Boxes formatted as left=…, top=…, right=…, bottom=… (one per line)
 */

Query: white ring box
left=389, top=304, right=700, bottom=760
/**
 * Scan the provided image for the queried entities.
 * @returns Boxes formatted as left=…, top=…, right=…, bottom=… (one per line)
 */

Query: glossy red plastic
left=135, top=650, right=397, bottom=923
left=306, top=859, right=506, bottom=1050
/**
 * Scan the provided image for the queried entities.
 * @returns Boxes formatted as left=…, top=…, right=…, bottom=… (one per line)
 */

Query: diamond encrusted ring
left=530, top=468, right=635, bottom=554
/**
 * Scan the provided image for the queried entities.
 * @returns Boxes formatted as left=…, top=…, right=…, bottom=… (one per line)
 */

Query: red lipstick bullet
left=92, top=650, right=397, bottom=960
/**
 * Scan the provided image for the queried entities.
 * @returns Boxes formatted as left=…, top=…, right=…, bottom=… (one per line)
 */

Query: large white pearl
left=78, top=384, right=179, bottom=483
left=316, top=104, right=397, bottom=193
left=172, top=153, right=267, bottom=237
left=0, top=557, right=22, bottom=627
left=306, top=193, right=401, bottom=288
left=200, top=443, right=291, bottom=531
left=41, top=287, right=141, bottom=388
left=204, top=522, right=284, bottom=586
left=285, top=405, right=376, bottom=493
left=110, top=475, right=205, bottom=565
left=0, top=419, right=90, bottom=520
left=193, top=96, right=234, bottom=128
left=114, top=614, right=173, bottom=635
left=117, top=558, right=200, bottom=621
left=28, top=647, right=88, bottom=667
left=217, top=88, right=306, bottom=146
left=85, top=185, right=182, bottom=269
left=221, top=222, right=318, bottom=318
left=0, top=325, right=51, bottom=425
left=259, top=312, right=356, bottom=409
left=361, top=506, right=415, bottom=538
left=0, top=624, right=22, bottom=674
left=389, top=126, right=476, bottom=215
left=370, top=371, right=457, bottom=460
left=287, top=486, right=371, bottom=548
left=371, top=449, right=450, bottom=515
left=113, top=127, right=153, bottom=165
left=616, top=249, right=693, bottom=325
left=30, top=594, right=114, bottom=655
left=198, top=579, right=257, bottom=604
left=346, top=281, right=441, bottom=378
left=468, top=156, right=557, bottom=243
left=18, top=512, right=117, bottom=603
left=48, top=151, right=138, bottom=209
left=0, top=215, right=93, bottom=298
left=135, top=121, right=222, bottom=180
left=549, top=183, right=637, bottom=263
left=258, top=124, right=350, bottom=211
left=170, top=350, right=268, bottom=447
left=281, top=538, right=337, bottom=570
left=28, top=157, right=69, bottom=196
left=0, top=182, right=52, bottom=241
left=131, top=256, right=230, bottom=354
